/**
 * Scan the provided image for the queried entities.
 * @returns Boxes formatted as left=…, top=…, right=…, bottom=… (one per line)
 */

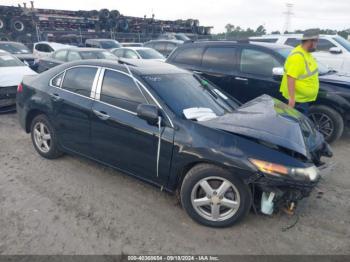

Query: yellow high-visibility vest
left=280, top=45, right=319, bottom=102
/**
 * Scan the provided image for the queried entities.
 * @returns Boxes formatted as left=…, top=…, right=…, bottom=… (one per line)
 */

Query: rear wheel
left=180, top=164, right=252, bottom=227
left=30, top=114, right=62, bottom=159
left=309, top=105, right=344, bottom=143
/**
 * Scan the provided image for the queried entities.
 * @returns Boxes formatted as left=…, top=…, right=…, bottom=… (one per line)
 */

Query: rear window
left=251, top=38, right=278, bottom=43
left=285, top=38, right=300, bottom=47
left=61, top=67, right=97, bottom=97
left=99, top=40, right=121, bottom=49
left=202, top=47, right=236, bottom=72
left=0, top=53, right=24, bottom=67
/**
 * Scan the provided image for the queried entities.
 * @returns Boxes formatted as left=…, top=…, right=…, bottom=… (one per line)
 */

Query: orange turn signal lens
left=249, top=159, right=289, bottom=176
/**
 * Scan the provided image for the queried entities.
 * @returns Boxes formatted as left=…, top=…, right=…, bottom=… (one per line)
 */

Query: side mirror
left=136, top=104, right=160, bottom=125
left=329, top=47, right=342, bottom=54
left=272, top=67, right=284, bottom=80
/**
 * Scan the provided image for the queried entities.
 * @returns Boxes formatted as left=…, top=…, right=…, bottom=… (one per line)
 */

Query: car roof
left=85, top=39, right=119, bottom=42
left=250, top=34, right=338, bottom=38
left=55, top=47, right=107, bottom=52
left=60, top=59, right=188, bottom=76
left=117, top=47, right=153, bottom=51
left=182, top=40, right=291, bottom=50
left=145, top=39, right=183, bottom=44
left=34, top=41, right=71, bottom=49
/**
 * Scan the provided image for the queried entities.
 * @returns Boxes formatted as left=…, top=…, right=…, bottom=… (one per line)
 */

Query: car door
left=234, top=47, right=284, bottom=103
left=199, top=46, right=241, bottom=99
left=49, top=66, right=100, bottom=155
left=90, top=68, right=174, bottom=183
left=312, top=38, right=344, bottom=71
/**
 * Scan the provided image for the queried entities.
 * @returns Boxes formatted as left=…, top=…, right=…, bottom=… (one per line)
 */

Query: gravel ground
left=0, top=113, right=349, bottom=255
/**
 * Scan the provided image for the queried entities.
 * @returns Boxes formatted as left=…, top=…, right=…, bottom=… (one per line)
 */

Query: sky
left=1, top=0, right=349, bottom=33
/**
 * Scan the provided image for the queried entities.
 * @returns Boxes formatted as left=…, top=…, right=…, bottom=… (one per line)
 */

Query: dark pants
left=295, top=102, right=309, bottom=115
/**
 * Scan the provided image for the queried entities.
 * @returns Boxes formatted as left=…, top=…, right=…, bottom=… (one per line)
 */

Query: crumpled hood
left=0, top=66, right=37, bottom=87
left=200, top=95, right=318, bottom=158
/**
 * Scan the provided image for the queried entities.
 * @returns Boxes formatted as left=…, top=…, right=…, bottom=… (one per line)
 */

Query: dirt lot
left=0, top=113, right=349, bottom=255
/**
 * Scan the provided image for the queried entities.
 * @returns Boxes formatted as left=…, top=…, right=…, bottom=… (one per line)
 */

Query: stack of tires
left=97, top=9, right=129, bottom=33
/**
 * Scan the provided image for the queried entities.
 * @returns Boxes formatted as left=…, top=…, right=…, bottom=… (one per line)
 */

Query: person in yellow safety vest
left=280, top=29, right=320, bottom=114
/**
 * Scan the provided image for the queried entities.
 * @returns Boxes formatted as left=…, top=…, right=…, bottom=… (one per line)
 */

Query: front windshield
left=333, top=36, right=350, bottom=52
left=137, top=49, right=165, bottom=59
left=143, top=73, right=235, bottom=118
left=100, top=41, right=121, bottom=49
left=276, top=47, right=330, bottom=75
left=0, top=53, right=25, bottom=67
left=80, top=51, right=116, bottom=60
left=0, top=42, right=31, bottom=54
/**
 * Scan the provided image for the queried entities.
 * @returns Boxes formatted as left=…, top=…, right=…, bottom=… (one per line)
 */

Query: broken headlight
left=249, top=159, right=320, bottom=182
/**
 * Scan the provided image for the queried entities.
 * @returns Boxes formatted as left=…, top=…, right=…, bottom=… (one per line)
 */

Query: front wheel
left=180, top=164, right=252, bottom=227
left=308, top=105, right=344, bottom=143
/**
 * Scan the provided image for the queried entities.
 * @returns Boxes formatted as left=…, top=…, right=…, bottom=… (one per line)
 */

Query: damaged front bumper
left=251, top=163, right=328, bottom=215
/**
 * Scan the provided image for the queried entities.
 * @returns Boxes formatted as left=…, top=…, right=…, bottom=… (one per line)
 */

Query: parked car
left=111, top=47, right=165, bottom=61
left=85, top=39, right=122, bottom=50
left=143, top=40, right=183, bottom=57
left=0, top=51, right=36, bottom=113
left=16, top=59, right=332, bottom=227
left=250, top=34, right=350, bottom=74
left=0, top=41, right=36, bottom=69
left=36, top=48, right=117, bottom=73
left=157, top=33, right=191, bottom=41
left=121, top=43, right=143, bottom=47
left=33, top=42, right=72, bottom=59
left=167, top=41, right=350, bottom=143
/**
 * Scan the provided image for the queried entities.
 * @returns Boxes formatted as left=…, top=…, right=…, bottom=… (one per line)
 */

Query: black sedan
left=16, top=59, right=332, bottom=227
left=36, top=48, right=117, bottom=73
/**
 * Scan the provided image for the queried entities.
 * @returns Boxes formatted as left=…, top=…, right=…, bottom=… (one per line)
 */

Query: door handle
left=50, top=93, right=63, bottom=102
left=93, top=109, right=110, bottom=121
left=234, top=77, right=248, bottom=81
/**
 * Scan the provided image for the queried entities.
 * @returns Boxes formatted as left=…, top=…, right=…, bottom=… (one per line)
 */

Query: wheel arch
left=25, top=109, right=47, bottom=133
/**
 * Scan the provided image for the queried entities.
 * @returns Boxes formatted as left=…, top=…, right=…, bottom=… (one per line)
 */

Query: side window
left=202, top=47, right=236, bottom=72
left=67, top=51, right=81, bottom=61
left=240, top=49, right=280, bottom=76
left=53, top=50, right=68, bottom=61
left=100, top=70, right=147, bottom=112
left=35, top=44, right=52, bottom=52
left=166, top=43, right=176, bottom=52
left=154, top=42, right=166, bottom=52
left=124, top=50, right=139, bottom=59
left=173, top=47, right=204, bottom=66
left=51, top=72, right=64, bottom=87
left=285, top=38, right=300, bottom=47
left=61, top=67, right=97, bottom=97
left=113, top=49, right=125, bottom=57
left=317, top=39, right=336, bottom=51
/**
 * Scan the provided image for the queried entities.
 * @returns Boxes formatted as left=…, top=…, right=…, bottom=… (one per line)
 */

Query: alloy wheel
left=309, top=112, right=334, bottom=140
left=33, top=122, right=52, bottom=153
left=191, top=176, right=240, bottom=222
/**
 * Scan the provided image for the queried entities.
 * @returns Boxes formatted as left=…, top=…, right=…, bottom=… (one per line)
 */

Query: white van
left=250, top=34, right=350, bottom=73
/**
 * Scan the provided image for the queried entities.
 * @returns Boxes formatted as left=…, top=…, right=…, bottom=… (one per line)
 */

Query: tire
left=0, top=18, right=5, bottom=32
left=180, top=164, right=252, bottom=227
left=309, top=105, right=344, bottom=143
left=30, top=114, right=63, bottom=159
left=11, top=19, right=25, bottom=32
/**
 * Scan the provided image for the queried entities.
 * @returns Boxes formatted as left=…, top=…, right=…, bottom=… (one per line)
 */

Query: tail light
left=17, top=83, right=23, bottom=93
